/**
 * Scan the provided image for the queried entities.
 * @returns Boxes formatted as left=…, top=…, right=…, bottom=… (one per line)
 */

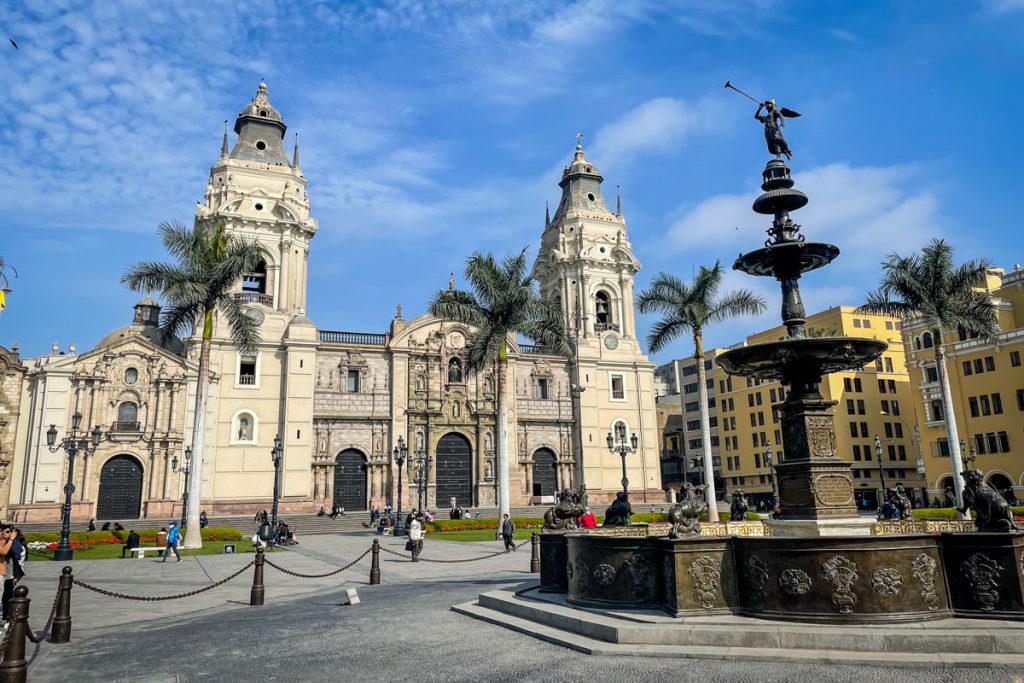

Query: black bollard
left=530, top=532, right=540, bottom=573
left=51, top=566, right=74, bottom=644
left=250, top=547, right=265, bottom=606
left=0, top=585, right=29, bottom=683
left=369, top=539, right=380, bottom=585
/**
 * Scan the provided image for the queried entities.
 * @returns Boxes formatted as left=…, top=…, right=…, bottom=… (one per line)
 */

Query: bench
left=129, top=546, right=165, bottom=559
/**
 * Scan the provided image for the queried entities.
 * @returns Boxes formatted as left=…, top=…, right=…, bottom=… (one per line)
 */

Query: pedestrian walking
left=0, top=525, right=16, bottom=621
left=161, top=521, right=182, bottom=563
left=501, top=513, right=516, bottom=552
left=408, top=514, right=425, bottom=561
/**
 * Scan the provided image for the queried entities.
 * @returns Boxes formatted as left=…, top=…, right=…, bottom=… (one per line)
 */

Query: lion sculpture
left=960, top=469, right=1019, bottom=532
left=543, top=484, right=587, bottom=530
left=668, top=482, right=708, bottom=538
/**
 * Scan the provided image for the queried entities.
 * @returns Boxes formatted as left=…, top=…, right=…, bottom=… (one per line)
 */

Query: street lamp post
left=915, top=456, right=927, bottom=508
left=960, top=440, right=978, bottom=468
left=46, top=411, right=103, bottom=562
left=393, top=436, right=407, bottom=536
left=270, top=434, right=283, bottom=528
left=606, top=424, right=639, bottom=498
left=881, top=410, right=926, bottom=506
left=414, top=448, right=432, bottom=512
left=688, top=456, right=705, bottom=488
left=874, top=435, right=888, bottom=508
left=171, top=446, right=192, bottom=530
left=764, top=441, right=779, bottom=514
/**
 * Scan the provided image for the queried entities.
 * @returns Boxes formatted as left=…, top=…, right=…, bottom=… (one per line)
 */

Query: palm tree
left=859, top=238, right=997, bottom=513
left=123, top=221, right=262, bottom=548
left=429, top=248, right=572, bottom=521
left=637, top=262, right=766, bottom=522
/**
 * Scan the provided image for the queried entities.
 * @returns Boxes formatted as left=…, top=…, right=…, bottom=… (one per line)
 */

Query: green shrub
left=425, top=517, right=546, bottom=533
left=912, top=506, right=1024, bottom=521
left=24, top=526, right=243, bottom=545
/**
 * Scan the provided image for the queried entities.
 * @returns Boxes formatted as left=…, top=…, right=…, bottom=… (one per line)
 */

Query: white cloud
left=591, top=97, right=723, bottom=169
left=828, top=28, right=859, bottom=42
left=666, top=162, right=945, bottom=269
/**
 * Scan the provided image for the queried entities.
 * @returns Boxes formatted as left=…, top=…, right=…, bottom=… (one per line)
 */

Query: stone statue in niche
left=484, top=431, right=493, bottom=451
left=319, top=434, right=328, bottom=454
left=375, top=435, right=383, bottom=454
left=452, top=401, right=460, bottom=418
left=485, top=460, right=494, bottom=480
left=484, top=376, right=493, bottom=393
left=415, top=430, right=424, bottom=451
left=415, top=374, right=425, bottom=391
left=238, top=415, right=251, bottom=441
left=519, top=433, right=527, bottom=455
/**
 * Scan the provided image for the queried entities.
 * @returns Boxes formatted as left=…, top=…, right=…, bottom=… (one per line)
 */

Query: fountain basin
left=717, top=337, right=886, bottom=381
left=733, top=241, right=838, bottom=277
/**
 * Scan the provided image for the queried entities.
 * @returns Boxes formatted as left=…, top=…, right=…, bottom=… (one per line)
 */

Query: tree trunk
left=935, top=338, right=968, bottom=516
left=183, top=312, right=213, bottom=549
left=496, top=349, right=511, bottom=525
left=694, top=331, right=719, bottom=522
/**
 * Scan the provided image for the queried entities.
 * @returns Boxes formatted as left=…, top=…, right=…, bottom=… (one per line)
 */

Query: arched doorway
left=96, top=455, right=143, bottom=520
left=532, top=448, right=557, bottom=497
left=333, top=450, right=368, bottom=511
left=435, top=433, right=472, bottom=508
left=937, top=476, right=955, bottom=507
left=987, top=473, right=1016, bottom=504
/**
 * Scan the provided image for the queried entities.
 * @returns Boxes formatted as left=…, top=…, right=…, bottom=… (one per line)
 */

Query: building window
left=116, top=401, right=138, bottom=428
left=985, top=356, right=996, bottom=372
left=536, top=377, right=549, bottom=400
left=863, top=319, right=872, bottom=328
left=686, top=419, right=700, bottom=431
left=1017, top=389, right=1024, bottom=411
left=974, top=358, right=984, bottom=374
left=969, top=396, right=979, bottom=417
left=854, top=378, right=862, bottom=392
left=980, top=395, right=991, bottom=416
left=925, top=366, right=938, bottom=383
left=884, top=423, right=893, bottom=439
left=849, top=422, right=858, bottom=438
left=880, top=399, right=889, bottom=414
left=930, top=399, right=944, bottom=421
left=610, top=373, right=625, bottom=401
left=594, top=290, right=613, bottom=329
left=347, top=369, right=360, bottom=393
left=860, top=422, right=869, bottom=438
left=857, top=399, right=866, bottom=415
left=853, top=319, right=861, bottom=328
left=891, top=400, right=900, bottom=416
left=993, top=393, right=1003, bottom=415
left=447, top=358, right=463, bottom=383
left=894, top=423, right=903, bottom=438
left=998, top=431, right=1010, bottom=453
left=853, top=445, right=862, bottom=461
left=878, top=379, right=887, bottom=393
left=1012, top=351, right=1021, bottom=368
left=846, top=399, right=855, bottom=415
left=885, top=321, right=894, bottom=330
left=124, top=367, right=138, bottom=386
left=684, top=382, right=698, bottom=395
left=239, top=355, right=258, bottom=386
left=962, top=360, right=973, bottom=376
left=922, top=332, right=933, bottom=349
left=685, top=401, right=699, bottom=413
left=885, top=357, right=894, bottom=373
left=843, top=378, right=852, bottom=392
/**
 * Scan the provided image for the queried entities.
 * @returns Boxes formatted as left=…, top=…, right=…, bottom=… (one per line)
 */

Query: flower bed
left=912, top=507, right=1024, bottom=521
left=24, top=526, right=244, bottom=548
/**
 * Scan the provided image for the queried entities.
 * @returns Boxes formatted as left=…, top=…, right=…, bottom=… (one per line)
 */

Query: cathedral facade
left=2, top=83, right=660, bottom=522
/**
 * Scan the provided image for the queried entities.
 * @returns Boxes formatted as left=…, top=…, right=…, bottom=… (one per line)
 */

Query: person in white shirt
left=408, top=515, right=425, bottom=562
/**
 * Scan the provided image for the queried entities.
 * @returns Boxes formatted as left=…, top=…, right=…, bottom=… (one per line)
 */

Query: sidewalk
left=19, top=531, right=534, bottom=633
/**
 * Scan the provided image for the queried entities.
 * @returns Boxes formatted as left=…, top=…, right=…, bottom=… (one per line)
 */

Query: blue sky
left=2, top=0, right=1023, bottom=363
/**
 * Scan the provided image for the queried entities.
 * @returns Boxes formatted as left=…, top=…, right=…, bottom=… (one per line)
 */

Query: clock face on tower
left=603, top=334, right=619, bottom=350
left=245, top=307, right=265, bottom=326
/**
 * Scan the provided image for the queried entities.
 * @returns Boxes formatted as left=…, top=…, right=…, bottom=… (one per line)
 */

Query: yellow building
left=904, top=266, right=1024, bottom=506
left=712, top=306, right=921, bottom=512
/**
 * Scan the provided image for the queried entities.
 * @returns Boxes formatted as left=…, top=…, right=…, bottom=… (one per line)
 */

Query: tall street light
left=915, top=456, right=927, bottom=508
left=46, top=411, right=103, bottom=561
left=874, top=435, right=888, bottom=508
left=270, top=435, right=283, bottom=528
left=171, top=446, right=192, bottom=530
left=881, top=409, right=925, bottom=506
left=393, top=436, right=407, bottom=536
left=414, top=447, right=431, bottom=512
left=764, top=441, right=779, bottom=514
left=606, top=423, right=639, bottom=498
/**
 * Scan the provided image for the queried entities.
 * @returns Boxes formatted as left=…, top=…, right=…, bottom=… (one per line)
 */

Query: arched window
left=595, top=290, right=612, bottom=329
left=116, top=401, right=138, bottom=428
left=914, top=337, right=922, bottom=350
left=922, top=332, right=933, bottom=349
left=242, top=259, right=268, bottom=295
left=447, top=358, right=463, bottom=383
left=930, top=399, right=944, bottom=422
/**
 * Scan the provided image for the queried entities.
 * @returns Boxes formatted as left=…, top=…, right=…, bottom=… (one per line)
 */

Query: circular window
left=124, top=367, right=138, bottom=386
left=255, top=140, right=267, bottom=151
left=599, top=247, right=606, bottom=253
left=254, top=203, right=264, bottom=211
left=587, top=193, right=596, bottom=201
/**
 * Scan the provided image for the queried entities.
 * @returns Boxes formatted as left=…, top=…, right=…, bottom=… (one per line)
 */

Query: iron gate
left=96, top=454, right=144, bottom=520
left=435, top=433, right=472, bottom=508
left=333, top=449, right=368, bottom=511
left=532, top=448, right=557, bottom=497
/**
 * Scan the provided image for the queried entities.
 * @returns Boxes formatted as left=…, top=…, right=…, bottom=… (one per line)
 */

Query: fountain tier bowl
left=733, top=241, right=839, bottom=277
left=717, top=337, right=887, bottom=381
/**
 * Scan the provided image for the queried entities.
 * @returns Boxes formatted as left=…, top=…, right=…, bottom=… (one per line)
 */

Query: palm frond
left=706, top=289, right=766, bottom=325
left=646, top=315, right=690, bottom=354
left=428, top=289, right=487, bottom=327
left=159, top=301, right=205, bottom=344
left=217, top=294, right=261, bottom=354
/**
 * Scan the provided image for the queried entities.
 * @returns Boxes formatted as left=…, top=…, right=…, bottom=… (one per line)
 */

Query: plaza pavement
left=19, top=531, right=1016, bottom=683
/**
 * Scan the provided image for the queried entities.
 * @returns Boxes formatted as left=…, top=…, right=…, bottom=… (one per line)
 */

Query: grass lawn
left=430, top=528, right=536, bottom=543
left=27, top=540, right=271, bottom=562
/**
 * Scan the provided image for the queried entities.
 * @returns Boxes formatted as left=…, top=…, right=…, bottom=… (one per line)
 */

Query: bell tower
left=188, top=81, right=318, bottom=514
left=532, top=141, right=661, bottom=503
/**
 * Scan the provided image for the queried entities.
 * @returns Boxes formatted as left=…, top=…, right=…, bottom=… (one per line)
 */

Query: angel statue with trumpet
left=725, top=81, right=801, bottom=159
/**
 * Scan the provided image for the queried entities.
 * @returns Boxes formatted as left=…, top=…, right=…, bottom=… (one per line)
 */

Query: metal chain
left=0, top=617, right=13, bottom=660
left=24, top=583, right=62, bottom=644
left=380, top=537, right=530, bottom=564
left=263, top=546, right=372, bottom=579
left=72, top=560, right=255, bottom=601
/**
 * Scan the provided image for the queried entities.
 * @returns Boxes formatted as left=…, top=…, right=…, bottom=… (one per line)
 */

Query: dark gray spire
left=292, top=132, right=300, bottom=168
left=615, top=185, right=622, bottom=218
left=229, top=80, right=289, bottom=165
left=220, top=120, right=229, bottom=157
left=545, top=201, right=550, bottom=227
left=553, top=141, right=613, bottom=222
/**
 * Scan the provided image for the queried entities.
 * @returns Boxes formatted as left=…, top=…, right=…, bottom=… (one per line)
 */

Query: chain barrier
left=0, top=613, right=14, bottom=660
left=24, top=583, right=62, bottom=644
left=263, top=546, right=372, bottom=579
left=379, top=537, right=530, bottom=564
left=72, top=560, right=255, bottom=602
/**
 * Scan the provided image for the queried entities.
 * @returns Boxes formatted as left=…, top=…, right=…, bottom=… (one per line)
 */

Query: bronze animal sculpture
left=888, top=484, right=914, bottom=521
left=729, top=489, right=749, bottom=522
left=668, top=482, right=708, bottom=538
left=542, top=484, right=587, bottom=530
left=959, top=469, right=1019, bottom=532
left=602, top=491, right=633, bottom=527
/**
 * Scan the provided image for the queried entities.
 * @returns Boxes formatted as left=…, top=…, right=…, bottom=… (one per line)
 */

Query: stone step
left=451, top=586, right=1024, bottom=666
